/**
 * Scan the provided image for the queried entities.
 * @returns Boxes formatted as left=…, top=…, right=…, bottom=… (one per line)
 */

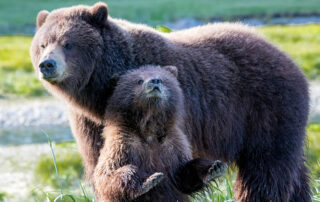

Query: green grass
left=0, top=123, right=316, bottom=201
left=0, top=36, right=47, bottom=97
left=30, top=135, right=94, bottom=202
left=306, top=124, right=320, bottom=179
left=34, top=152, right=83, bottom=189
left=0, top=24, right=319, bottom=97
left=34, top=138, right=83, bottom=189
left=261, top=24, right=320, bottom=80
left=192, top=174, right=235, bottom=202
left=1, top=0, right=320, bottom=34
left=0, top=192, right=7, bottom=202
left=0, top=124, right=310, bottom=201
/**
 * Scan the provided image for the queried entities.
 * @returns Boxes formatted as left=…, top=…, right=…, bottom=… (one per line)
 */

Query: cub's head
left=30, top=2, right=109, bottom=90
left=108, top=65, right=183, bottom=114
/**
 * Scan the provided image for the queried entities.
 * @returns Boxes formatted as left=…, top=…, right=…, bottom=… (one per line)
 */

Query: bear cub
left=94, top=65, right=227, bottom=202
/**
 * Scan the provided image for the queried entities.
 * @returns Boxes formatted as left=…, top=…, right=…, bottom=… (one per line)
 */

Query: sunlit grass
left=192, top=175, right=235, bottom=202
left=261, top=24, right=320, bottom=80
left=306, top=124, right=320, bottom=179
left=0, top=69, right=47, bottom=97
left=0, top=36, right=47, bottom=97
left=0, top=36, right=33, bottom=71
left=31, top=136, right=94, bottom=202
left=19, top=123, right=319, bottom=202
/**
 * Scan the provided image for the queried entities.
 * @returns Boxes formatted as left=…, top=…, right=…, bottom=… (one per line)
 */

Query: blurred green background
left=0, top=0, right=319, bottom=201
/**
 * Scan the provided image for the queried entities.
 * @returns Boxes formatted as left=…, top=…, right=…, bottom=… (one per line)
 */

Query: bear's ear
left=109, top=73, right=121, bottom=89
left=90, top=2, right=108, bottom=26
left=36, top=10, right=50, bottom=29
left=163, top=66, right=178, bottom=77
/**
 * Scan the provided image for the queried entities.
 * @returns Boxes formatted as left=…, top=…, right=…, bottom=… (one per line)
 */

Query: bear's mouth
left=40, top=71, right=65, bottom=83
left=146, top=87, right=162, bottom=97
left=151, top=86, right=161, bottom=92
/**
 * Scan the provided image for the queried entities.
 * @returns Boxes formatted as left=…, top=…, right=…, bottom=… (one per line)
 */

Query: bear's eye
left=63, top=43, right=73, bottom=50
left=137, top=79, right=144, bottom=85
left=40, top=44, right=46, bottom=49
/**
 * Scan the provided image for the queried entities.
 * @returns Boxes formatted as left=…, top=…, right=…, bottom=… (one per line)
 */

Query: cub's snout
left=146, top=78, right=162, bottom=92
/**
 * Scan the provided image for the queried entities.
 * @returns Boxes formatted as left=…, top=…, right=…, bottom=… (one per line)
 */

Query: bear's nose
left=39, top=59, right=56, bottom=69
left=149, top=78, right=162, bottom=84
left=39, top=59, right=57, bottom=79
left=147, top=78, right=162, bottom=91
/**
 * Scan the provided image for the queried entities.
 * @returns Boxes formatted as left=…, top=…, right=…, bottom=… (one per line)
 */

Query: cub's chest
left=139, top=124, right=167, bottom=144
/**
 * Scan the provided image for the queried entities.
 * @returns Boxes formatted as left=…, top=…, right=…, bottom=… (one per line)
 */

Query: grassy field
left=17, top=124, right=320, bottom=202
left=0, top=36, right=47, bottom=97
left=0, top=24, right=319, bottom=97
left=1, top=0, right=320, bottom=34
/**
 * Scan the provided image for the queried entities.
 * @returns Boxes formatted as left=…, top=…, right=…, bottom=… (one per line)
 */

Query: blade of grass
left=41, top=129, right=64, bottom=200
left=79, top=181, right=90, bottom=202
left=54, top=194, right=76, bottom=202
left=225, top=176, right=233, bottom=199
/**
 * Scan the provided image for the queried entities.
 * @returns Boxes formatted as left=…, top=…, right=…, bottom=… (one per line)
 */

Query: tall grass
left=19, top=122, right=318, bottom=201
left=192, top=176, right=235, bottom=202
left=31, top=133, right=95, bottom=202
left=313, top=176, right=320, bottom=201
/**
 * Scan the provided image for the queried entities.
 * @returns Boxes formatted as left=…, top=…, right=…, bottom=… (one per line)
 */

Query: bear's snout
left=39, top=59, right=57, bottom=79
left=147, top=78, right=162, bottom=91
left=37, top=45, right=67, bottom=82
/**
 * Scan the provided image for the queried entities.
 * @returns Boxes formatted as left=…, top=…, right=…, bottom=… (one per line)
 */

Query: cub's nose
left=147, top=78, right=162, bottom=90
left=149, top=78, right=162, bottom=84
left=39, top=59, right=56, bottom=69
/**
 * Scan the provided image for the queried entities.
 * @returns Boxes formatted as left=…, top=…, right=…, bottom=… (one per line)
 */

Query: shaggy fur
left=93, top=66, right=226, bottom=201
left=30, top=2, right=310, bottom=202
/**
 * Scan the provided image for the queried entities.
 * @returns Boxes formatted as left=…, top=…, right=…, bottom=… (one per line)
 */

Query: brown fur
left=94, top=66, right=191, bottom=201
left=93, top=66, right=226, bottom=201
left=30, top=2, right=310, bottom=202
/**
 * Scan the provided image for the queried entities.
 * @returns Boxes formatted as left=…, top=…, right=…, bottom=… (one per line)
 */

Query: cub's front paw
left=203, top=160, right=227, bottom=183
left=133, top=172, right=164, bottom=199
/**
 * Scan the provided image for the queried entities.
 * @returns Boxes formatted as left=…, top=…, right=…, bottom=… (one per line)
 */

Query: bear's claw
left=203, top=160, right=227, bottom=183
left=133, top=172, right=164, bottom=199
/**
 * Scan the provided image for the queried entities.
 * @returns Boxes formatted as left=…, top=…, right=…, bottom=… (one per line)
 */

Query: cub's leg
left=94, top=164, right=163, bottom=202
left=174, top=158, right=227, bottom=194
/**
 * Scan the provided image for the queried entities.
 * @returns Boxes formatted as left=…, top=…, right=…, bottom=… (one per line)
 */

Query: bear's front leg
left=68, top=109, right=104, bottom=180
left=94, top=164, right=164, bottom=202
left=174, top=158, right=227, bottom=194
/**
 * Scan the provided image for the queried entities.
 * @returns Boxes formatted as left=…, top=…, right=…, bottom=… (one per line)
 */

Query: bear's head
left=30, top=2, right=108, bottom=87
left=30, top=2, right=133, bottom=119
left=107, top=65, right=183, bottom=118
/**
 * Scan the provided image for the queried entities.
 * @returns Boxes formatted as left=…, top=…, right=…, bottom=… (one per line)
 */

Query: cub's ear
left=90, top=2, right=108, bottom=26
left=36, top=10, right=49, bottom=29
left=109, top=73, right=121, bottom=90
left=163, top=66, right=178, bottom=77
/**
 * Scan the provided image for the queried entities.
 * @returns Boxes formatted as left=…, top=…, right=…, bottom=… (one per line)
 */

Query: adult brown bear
left=30, top=2, right=310, bottom=202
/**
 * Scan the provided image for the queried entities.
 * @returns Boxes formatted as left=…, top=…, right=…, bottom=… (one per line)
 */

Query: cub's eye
left=137, top=79, right=144, bottom=85
left=63, top=43, right=73, bottom=50
left=40, top=44, right=46, bottom=49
